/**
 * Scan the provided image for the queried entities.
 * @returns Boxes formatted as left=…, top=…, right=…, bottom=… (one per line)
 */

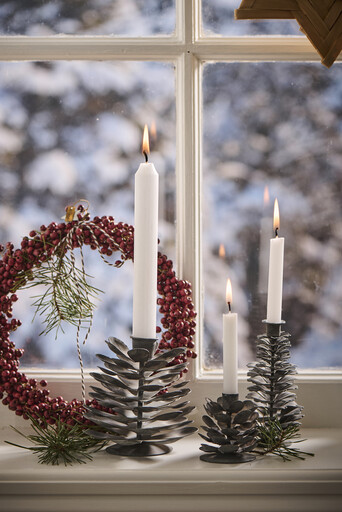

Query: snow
left=25, top=150, right=77, bottom=195
left=96, top=114, right=140, bottom=154
left=3, top=62, right=77, bottom=97
left=93, top=152, right=129, bottom=186
left=0, top=126, right=23, bottom=152
left=0, top=0, right=176, bottom=36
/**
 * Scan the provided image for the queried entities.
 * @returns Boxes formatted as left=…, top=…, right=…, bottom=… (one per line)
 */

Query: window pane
left=0, top=60, right=175, bottom=368
left=0, top=0, right=175, bottom=36
left=202, top=0, right=302, bottom=36
left=203, top=61, right=342, bottom=370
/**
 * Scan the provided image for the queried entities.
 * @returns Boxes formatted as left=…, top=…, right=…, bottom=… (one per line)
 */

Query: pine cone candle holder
left=199, top=394, right=258, bottom=464
left=247, top=322, right=303, bottom=429
left=85, top=337, right=197, bottom=457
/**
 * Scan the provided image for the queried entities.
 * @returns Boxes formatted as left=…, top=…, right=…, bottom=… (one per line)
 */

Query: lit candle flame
left=226, top=278, right=232, bottom=310
left=273, top=198, right=280, bottom=236
left=263, top=185, right=270, bottom=206
left=219, top=243, right=225, bottom=259
left=142, top=124, right=150, bottom=161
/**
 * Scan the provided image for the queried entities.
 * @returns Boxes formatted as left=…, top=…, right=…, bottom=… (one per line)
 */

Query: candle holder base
left=85, top=336, right=197, bottom=457
left=199, top=393, right=258, bottom=464
left=106, top=442, right=171, bottom=457
left=247, top=321, right=303, bottom=428
left=200, top=452, right=256, bottom=464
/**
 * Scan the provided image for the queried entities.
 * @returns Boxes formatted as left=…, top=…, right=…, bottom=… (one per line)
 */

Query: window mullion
left=0, top=35, right=184, bottom=61
left=175, top=0, right=202, bottom=382
left=193, top=37, right=328, bottom=62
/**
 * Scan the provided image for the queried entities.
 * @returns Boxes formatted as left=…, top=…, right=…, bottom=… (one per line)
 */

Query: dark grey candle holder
left=199, top=393, right=258, bottom=464
left=85, top=336, right=197, bottom=457
left=247, top=321, right=303, bottom=428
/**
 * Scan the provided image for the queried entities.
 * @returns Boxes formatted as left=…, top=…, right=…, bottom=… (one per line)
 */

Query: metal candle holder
left=85, top=336, right=197, bottom=457
left=199, top=393, right=258, bottom=464
left=247, top=321, right=303, bottom=428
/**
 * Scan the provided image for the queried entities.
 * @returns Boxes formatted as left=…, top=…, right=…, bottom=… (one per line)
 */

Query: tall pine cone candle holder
left=247, top=322, right=303, bottom=428
left=85, top=337, right=197, bottom=457
left=199, top=393, right=258, bottom=464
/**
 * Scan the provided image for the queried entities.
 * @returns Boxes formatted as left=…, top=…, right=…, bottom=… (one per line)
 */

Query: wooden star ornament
left=235, top=1, right=342, bottom=67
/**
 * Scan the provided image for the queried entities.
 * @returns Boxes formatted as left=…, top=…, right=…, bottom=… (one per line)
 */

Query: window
left=0, top=59, right=176, bottom=368
left=203, top=61, right=342, bottom=371
left=0, top=1, right=341, bottom=426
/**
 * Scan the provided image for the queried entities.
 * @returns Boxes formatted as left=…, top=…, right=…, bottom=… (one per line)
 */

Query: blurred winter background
left=203, top=61, right=342, bottom=370
left=0, top=0, right=176, bottom=36
left=0, top=1, right=341, bottom=371
left=0, top=58, right=176, bottom=369
left=202, top=0, right=302, bottom=36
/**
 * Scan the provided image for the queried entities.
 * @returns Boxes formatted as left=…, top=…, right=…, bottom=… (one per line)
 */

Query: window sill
left=1, top=369, right=341, bottom=429
left=1, top=427, right=341, bottom=512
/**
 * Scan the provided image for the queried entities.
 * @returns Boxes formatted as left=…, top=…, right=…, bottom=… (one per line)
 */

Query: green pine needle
left=5, top=416, right=107, bottom=466
left=254, top=418, right=315, bottom=461
left=12, top=238, right=102, bottom=338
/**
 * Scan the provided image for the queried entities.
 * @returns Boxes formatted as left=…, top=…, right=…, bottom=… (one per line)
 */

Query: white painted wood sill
left=0, top=427, right=341, bottom=512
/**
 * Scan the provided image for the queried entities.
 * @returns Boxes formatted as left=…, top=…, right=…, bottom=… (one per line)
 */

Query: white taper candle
left=223, top=279, right=238, bottom=395
left=132, top=125, right=159, bottom=339
left=266, top=198, right=284, bottom=324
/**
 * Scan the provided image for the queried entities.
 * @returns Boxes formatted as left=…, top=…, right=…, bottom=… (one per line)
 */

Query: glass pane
left=203, top=61, right=342, bottom=370
left=0, top=0, right=175, bottom=36
left=202, top=0, right=303, bottom=36
left=0, top=60, right=175, bottom=368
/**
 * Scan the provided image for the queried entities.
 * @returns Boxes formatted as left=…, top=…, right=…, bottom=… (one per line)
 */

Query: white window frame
left=0, top=0, right=341, bottom=428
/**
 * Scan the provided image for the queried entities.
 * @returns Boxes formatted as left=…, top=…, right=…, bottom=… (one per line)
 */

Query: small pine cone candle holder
left=199, top=394, right=258, bottom=464
left=247, top=322, right=303, bottom=428
left=85, top=336, right=197, bottom=457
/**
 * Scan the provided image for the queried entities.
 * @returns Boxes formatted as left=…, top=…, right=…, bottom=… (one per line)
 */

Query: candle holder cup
left=85, top=336, right=197, bottom=457
left=199, top=393, right=258, bottom=464
left=247, top=320, right=303, bottom=428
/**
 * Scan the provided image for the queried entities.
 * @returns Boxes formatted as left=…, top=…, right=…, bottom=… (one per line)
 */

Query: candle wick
left=275, top=227, right=279, bottom=238
left=143, top=151, right=148, bottom=163
left=228, top=302, right=231, bottom=313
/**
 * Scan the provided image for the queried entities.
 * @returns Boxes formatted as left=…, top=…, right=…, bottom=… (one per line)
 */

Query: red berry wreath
left=0, top=212, right=196, bottom=425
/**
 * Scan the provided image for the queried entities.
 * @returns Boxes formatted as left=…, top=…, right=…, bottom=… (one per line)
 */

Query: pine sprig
left=12, top=240, right=102, bottom=338
left=30, top=253, right=101, bottom=337
left=5, top=416, right=107, bottom=466
left=254, top=418, right=314, bottom=461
